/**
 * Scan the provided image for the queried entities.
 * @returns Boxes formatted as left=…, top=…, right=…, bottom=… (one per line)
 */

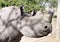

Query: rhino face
left=20, top=19, right=52, bottom=38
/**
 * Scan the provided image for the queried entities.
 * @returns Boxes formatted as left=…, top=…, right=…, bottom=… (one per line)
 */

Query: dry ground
left=20, top=17, right=57, bottom=42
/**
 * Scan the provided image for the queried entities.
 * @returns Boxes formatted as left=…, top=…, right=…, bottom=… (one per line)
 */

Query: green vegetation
left=0, top=0, right=57, bottom=12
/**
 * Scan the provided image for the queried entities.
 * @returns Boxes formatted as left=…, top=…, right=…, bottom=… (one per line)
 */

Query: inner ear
left=20, top=5, right=24, bottom=16
left=32, top=10, right=36, bottom=16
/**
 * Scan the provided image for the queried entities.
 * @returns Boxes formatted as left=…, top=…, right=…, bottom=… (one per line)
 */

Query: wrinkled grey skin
left=0, top=6, right=53, bottom=42
left=0, top=6, right=23, bottom=42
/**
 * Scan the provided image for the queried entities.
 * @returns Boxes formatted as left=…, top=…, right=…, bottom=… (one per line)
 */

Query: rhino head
left=18, top=7, right=54, bottom=38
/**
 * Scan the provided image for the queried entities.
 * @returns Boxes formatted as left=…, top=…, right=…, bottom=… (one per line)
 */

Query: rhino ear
left=32, top=10, right=36, bottom=16
left=20, top=5, right=24, bottom=16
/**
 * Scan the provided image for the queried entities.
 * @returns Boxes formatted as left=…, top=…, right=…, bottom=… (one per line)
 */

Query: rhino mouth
left=33, top=29, right=52, bottom=38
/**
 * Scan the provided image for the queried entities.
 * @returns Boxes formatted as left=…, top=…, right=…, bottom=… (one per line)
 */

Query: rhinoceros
left=0, top=5, right=54, bottom=42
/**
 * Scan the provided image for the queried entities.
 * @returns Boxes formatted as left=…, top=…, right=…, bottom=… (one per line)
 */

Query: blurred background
left=0, top=0, right=57, bottom=12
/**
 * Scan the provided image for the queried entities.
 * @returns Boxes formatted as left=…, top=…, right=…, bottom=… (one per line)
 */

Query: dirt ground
left=20, top=17, right=57, bottom=42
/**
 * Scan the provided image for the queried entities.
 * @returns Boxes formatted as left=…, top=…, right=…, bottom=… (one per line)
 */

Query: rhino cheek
left=20, top=26, right=36, bottom=37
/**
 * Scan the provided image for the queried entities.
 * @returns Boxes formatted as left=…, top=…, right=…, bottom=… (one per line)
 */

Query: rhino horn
left=43, top=9, right=54, bottom=23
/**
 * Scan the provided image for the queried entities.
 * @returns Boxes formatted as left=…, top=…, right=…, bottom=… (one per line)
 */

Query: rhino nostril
left=44, top=26, right=47, bottom=28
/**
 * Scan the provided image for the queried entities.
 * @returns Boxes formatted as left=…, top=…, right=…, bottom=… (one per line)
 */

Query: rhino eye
left=44, top=26, right=47, bottom=28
